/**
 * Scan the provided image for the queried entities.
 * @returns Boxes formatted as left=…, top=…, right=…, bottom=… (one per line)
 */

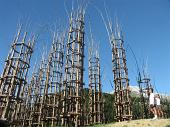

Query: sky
left=0, top=0, right=170, bottom=95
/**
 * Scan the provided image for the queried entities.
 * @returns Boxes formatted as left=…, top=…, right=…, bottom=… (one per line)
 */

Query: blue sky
left=0, top=0, right=170, bottom=94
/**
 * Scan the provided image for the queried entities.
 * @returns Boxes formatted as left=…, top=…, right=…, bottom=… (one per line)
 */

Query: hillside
left=88, top=119, right=170, bottom=127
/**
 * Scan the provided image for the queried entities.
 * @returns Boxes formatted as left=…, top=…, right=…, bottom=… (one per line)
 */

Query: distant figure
left=155, top=94, right=163, bottom=118
left=148, top=88, right=157, bottom=120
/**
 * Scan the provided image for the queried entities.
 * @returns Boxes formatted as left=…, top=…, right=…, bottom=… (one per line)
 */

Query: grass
left=122, top=125, right=128, bottom=127
left=86, top=119, right=170, bottom=127
left=87, top=124, right=106, bottom=127
left=148, top=123, right=151, bottom=126
left=136, top=122, right=140, bottom=125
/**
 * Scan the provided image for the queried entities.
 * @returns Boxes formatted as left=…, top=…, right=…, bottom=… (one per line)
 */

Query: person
left=155, top=94, right=163, bottom=118
left=148, top=88, right=157, bottom=120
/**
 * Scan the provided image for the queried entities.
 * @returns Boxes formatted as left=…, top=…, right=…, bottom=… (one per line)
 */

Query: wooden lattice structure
left=138, top=78, right=151, bottom=118
left=0, top=27, right=34, bottom=126
left=83, top=88, right=89, bottom=126
left=88, top=44, right=103, bottom=124
left=31, top=56, right=48, bottom=127
left=112, top=24, right=132, bottom=121
left=105, top=20, right=132, bottom=121
left=25, top=66, right=39, bottom=126
left=61, top=8, right=85, bottom=127
left=138, top=61, right=153, bottom=119
left=138, top=67, right=153, bottom=119
left=43, top=33, right=64, bottom=127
